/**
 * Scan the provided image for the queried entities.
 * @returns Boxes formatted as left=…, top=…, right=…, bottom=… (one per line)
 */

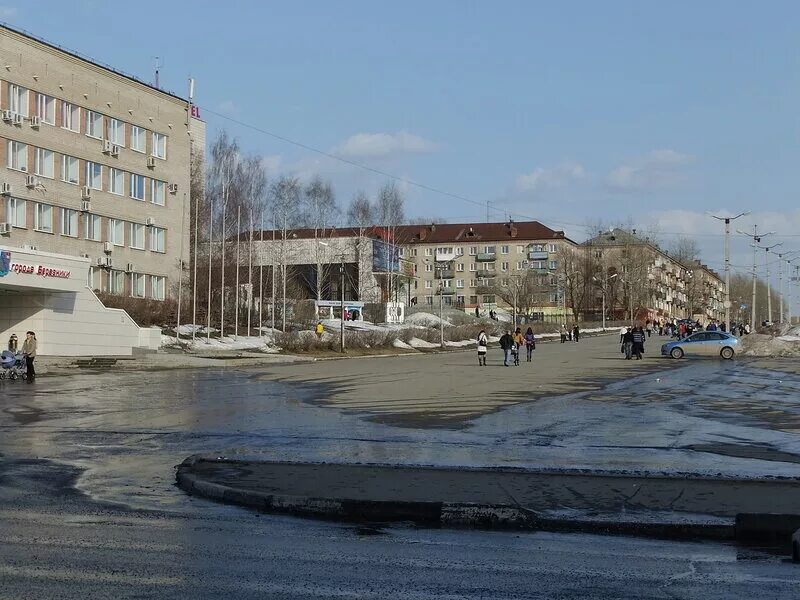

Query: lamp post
left=711, top=211, right=749, bottom=330
left=759, top=242, right=782, bottom=324
left=738, top=225, right=774, bottom=328
left=339, top=257, right=345, bottom=353
left=592, top=272, right=618, bottom=330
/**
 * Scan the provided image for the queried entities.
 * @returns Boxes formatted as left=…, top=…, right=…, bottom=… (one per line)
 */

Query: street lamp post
left=759, top=242, right=782, bottom=324
left=711, top=212, right=749, bottom=329
left=738, top=225, right=774, bottom=328
left=592, top=272, right=618, bottom=330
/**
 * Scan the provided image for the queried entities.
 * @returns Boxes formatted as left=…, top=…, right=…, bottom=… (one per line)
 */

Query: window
left=61, top=208, right=78, bottom=237
left=456, top=247, right=464, bottom=256
left=549, top=244, right=557, bottom=253
left=424, top=248, right=432, bottom=256
left=486, top=263, right=495, bottom=271
left=150, top=275, right=165, bottom=300
left=149, top=226, right=165, bottom=253
left=36, top=93, right=55, bottom=124
left=517, top=261, right=526, bottom=270
left=34, top=203, right=53, bottom=233
left=456, top=279, right=465, bottom=288
left=86, top=162, right=103, bottom=190
left=425, top=296, right=433, bottom=306
left=130, top=126, right=146, bottom=153
left=501, top=245, right=509, bottom=254
left=62, top=101, right=80, bottom=132
left=456, top=263, right=464, bottom=272
left=85, top=110, right=104, bottom=139
left=62, top=155, right=79, bottom=184
left=34, top=148, right=54, bottom=178
left=549, top=260, right=558, bottom=270
left=469, top=246, right=477, bottom=255
left=456, top=295, right=465, bottom=304
left=5, top=198, right=25, bottom=228
left=110, top=219, right=125, bottom=246
left=109, top=118, right=125, bottom=146
left=9, top=84, right=28, bottom=116
left=110, top=168, right=124, bottom=195
left=151, top=179, right=166, bottom=205
left=130, top=173, right=146, bottom=200
left=517, top=245, right=525, bottom=254
left=425, top=264, right=433, bottom=272
left=130, top=222, right=145, bottom=249
left=501, top=262, right=509, bottom=271
left=483, top=295, right=495, bottom=304
left=469, top=295, right=478, bottom=304
left=152, top=132, right=167, bottom=159
left=398, top=248, right=405, bottom=257
left=110, top=270, right=125, bottom=294
left=485, top=245, right=496, bottom=254
left=85, top=213, right=102, bottom=241
left=442, top=279, right=452, bottom=288
left=425, top=280, right=432, bottom=289
left=7, top=140, right=28, bottom=171
left=469, top=263, right=476, bottom=271
left=470, top=279, right=478, bottom=288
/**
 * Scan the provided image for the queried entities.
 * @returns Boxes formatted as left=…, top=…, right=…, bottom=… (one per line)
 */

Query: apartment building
left=0, top=25, right=201, bottom=301
left=396, top=221, right=573, bottom=315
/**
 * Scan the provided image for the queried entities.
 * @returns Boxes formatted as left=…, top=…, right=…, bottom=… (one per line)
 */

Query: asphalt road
left=1, top=340, right=799, bottom=597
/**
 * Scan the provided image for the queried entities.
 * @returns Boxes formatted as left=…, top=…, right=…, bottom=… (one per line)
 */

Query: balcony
left=476, top=253, right=496, bottom=262
left=528, top=251, right=549, bottom=261
left=437, top=287, right=455, bottom=295
left=476, top=270, right=496, bottom=279
left=434, top=269, right=455, bottom=279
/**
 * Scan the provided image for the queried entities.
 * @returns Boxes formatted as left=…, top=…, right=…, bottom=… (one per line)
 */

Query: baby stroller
left=0, top=350, right=27, bottom=380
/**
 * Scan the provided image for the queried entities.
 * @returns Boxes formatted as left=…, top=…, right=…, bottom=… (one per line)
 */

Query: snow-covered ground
left=162, top=333, right=279, bottom=353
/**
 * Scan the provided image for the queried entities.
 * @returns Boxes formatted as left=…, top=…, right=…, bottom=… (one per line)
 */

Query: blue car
left=661, top=331, right=739, bottom=360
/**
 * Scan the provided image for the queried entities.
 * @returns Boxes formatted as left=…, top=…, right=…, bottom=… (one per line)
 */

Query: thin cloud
left=515, top=162, right=586, bottom=193
left=332, top=131, right=439, bottom=159
left=607, top=149, right=694, bottom=192
left=0, top=6, right=16, bottom=19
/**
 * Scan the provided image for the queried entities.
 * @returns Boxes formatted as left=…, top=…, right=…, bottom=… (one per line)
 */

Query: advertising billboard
left=372, top=239, right=400, bottom=273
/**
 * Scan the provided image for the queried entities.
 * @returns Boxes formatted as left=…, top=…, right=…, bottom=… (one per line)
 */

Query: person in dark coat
left=631, top=326, right=645, bottom=360
left=572, top=324, right=580, bottom=342
left=621, top=327, right=634, bottom=359
left=499, top=330, right=514, bottom=367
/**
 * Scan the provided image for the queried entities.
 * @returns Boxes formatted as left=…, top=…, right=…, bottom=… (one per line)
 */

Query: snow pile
left=405, top=312, right=452, bottom=327
left=445, top=339, right=475, bottom=348
left=392, top=338, right=415, bottom=350
left=161, top=334, right=279, bottom=353
left=739, top=332, right=800, bottom=357
left=408, top=337, right=439, bottom=349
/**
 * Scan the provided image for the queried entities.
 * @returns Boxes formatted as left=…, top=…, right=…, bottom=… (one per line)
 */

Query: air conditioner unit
left=81, top=186, right=92, bottom=200
left=80, top=199, right=91, bottom=212
left=25, top=175, right=37, bottom=188
left=146, top=156, right=156, bottom=169
left=80, top=253, right=90, bottom=259
left=145, top=217, right=155, bottom=226
left=29, top=115, right=41, bottom=129
left=12, top=113, right=24, bottom=126
left=168, top=183, right=178, bottom=194
left=102, top=140, right=112, bottom=154
left=110, top=144, right=120, bottom=157
left=103, top=241, right=113, bottom=254
left=0, top=222, right=10, bottom=235
left=95, top=257, right=106, bottom=266
left=1, top=110, right=12, bottom=122
left=23, top=244, right=37, bottom=251
left=126, top=263, right=135, bottom=273
left=104, top=256, right=113, bottom=268
left=1, top=182, right=11, bottom=195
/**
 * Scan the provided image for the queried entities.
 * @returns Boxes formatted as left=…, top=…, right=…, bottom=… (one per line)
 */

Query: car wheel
left=720, top=347, right=734, bottom=360
left=670, top=347, right=684, bottom=359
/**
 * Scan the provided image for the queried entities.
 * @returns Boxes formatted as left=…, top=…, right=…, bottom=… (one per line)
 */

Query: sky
left=4, top=1, right=800, bottom=313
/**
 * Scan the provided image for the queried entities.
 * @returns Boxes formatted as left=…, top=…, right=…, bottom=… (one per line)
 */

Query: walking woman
left=477, top=329, right=488, bottom=366
left=512, top=328, right=524, bottom=366
left=631, top=326, right=645, bottom=360
left=524, top=327, right=536, bottom=362
left=22, top=331, right=36, bottom=379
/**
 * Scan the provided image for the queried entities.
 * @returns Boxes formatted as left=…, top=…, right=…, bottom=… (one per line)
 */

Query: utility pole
left=711, top=211, right=748, bottom=329
left=176, top=193, right=186, bottom=343
left=192, top=188, right=199, bottom=343
left=234, top=206, right=241, bottom=341
left=206, top=197, right=213, bottom=344
left=439, top=282, right=444, bottom=349
left=775, top=252, right=798, bottom=323
left=339, top=257, right=345, bottom=353
left=220, top=181, right=227, bottom=339
left=759, top=242, right=782, bottom=324
left=738, top=225, right=773, bottom=328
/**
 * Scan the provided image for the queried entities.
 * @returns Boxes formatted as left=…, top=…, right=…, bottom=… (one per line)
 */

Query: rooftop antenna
left=154, top=56, right=162, bottom=88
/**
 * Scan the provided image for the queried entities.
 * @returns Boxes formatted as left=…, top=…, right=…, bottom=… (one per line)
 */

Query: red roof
left=394, top=221, right=569, bottom=244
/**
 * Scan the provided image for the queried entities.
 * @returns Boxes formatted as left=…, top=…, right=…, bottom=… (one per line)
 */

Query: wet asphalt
left=1, top=351, right=799, bottom=597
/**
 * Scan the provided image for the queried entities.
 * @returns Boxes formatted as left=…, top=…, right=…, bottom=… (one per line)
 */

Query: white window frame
left=36, top=93, right=56, bottom=125
left=130, top=173, right=146, bottom=201
left=501, top=245, right=509, bottom=254
left=456, top=279, right=465, bottom=288
left=34, top=147, right=54, bottom=179
left=130, top=125, right=146, bottom=153
left=150, top=275, right=165, bottom=301
left=424, top=248, right=432, bottom=257
left=425, top=280, right=432, bottom=289
left=109, top=118, right=125, bottom=146
left=85, top=110, right=104, bottom=139
left=151, top=131, right=167, bottom=159
left=62, top=101, right=80, bottom=132
left=7, top=140, right=28, bottom=172
left=151, top=179, right=166, bottom=206
left=469, top=263, right=477, bottom=272
left=469, top=247, right=477, bottom=255
left=109, top=168, right=124, bottom=195
left=61, top=208, right=78, bottom=237
left=131, top=272, right=145, bottom=298
left=110, top=270, right=125, bottom=294
left=130, top=222, right=145, bottom=250
left=501, top=261, right=509, bottom=271
left=85, top=213, right=102, bottom=241
left=86, top=162, right=103, bottom=190
left=62, top=155, right=79, bottom=185
left=110, top=219, right=125, bottom=246
left=425, top=264, right=433, bottom=272
left=34, top=203, right=53, bottom=233
left=456, top=247, right=464, bottom=256
left=9, top=84, right=28, bottom=117
left=5, top=197, right=26, bottom=228
left=549, top=244, right=557, bottom=253
left=149, top=226, right=166, bottom=253
left=456, top=263, right=464, bottom=272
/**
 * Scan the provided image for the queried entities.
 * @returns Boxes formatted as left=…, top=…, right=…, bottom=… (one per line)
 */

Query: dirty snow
left=405, top=312, right=452, bottom=327
left=740, top=332, right=800, bottom=357
left=408, top=337, right=439, bottom=349
left=392, top=339, right=416, bottom=351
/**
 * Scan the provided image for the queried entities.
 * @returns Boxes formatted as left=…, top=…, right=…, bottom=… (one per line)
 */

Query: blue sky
left=5, top=1, right=800, bottom=304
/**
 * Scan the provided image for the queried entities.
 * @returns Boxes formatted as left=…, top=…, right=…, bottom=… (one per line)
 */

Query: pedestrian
left=645, top=320, right=652, bottom=338
left=622, top=327, right=634, bottom=359
left=315, top=321, right=324, bottom=340
left=512, top=328, right=524, bottom=366
left=475, top=306, right=480, bottom=318
left=720, top=321, right=727, bottom=333
left=562, top=325, right=569, bottom=343
left=8, top=333, right=18, bottom=353
left=524, top=327, right=536, bottom=362
left=499, top=330, right=514, bottom=367
left=619, top=325, right=627, bottom=344
left=22, top=330, right=36, bottom=379
left=572, top=324, right=580, bottom=343
left=477, top=329, right=488, bottom=366
left=631, top=326, right=645, bottom=360
left=744, top=323, right=751, bottom=335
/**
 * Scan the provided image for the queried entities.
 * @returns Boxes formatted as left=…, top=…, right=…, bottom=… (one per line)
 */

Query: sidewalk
left=176, top=456, right=800, bottom=541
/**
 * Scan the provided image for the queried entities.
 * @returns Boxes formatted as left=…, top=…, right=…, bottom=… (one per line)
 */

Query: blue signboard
left=0, top=250, right=10, bottom=277
left=372, top=239, right=400, bottom=273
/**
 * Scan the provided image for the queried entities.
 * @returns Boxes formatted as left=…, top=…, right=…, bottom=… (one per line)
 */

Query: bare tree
left=301, top=176, right=338, bottom=301
left=375, top=182, right=405, bottom=302
left=346, top=190, right=375, bottom=230
left=269, top=175, right=302, bottom=331
left=670, top=236, right=700, bottom=265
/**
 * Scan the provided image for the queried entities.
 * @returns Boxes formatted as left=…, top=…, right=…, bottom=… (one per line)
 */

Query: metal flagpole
left=711, top=212, right=748, bottom=330
left=235, top=205, right=241, bottom=341
left=271, top=226, right=276, bottom=332
left=206, top=197, right=213, bottom=344
left=176, top=192, right=186, bottom=342
left=192, top=183, right=199, bottom=343
left=248, top=210, right=253, bottom=337
left=220, top=183, right=226, bottom=339
left=258, top=212, right=264, bottom=337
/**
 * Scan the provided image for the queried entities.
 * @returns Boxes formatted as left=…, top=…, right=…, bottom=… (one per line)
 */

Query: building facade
left=0, top=25, right=200, bottom=301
